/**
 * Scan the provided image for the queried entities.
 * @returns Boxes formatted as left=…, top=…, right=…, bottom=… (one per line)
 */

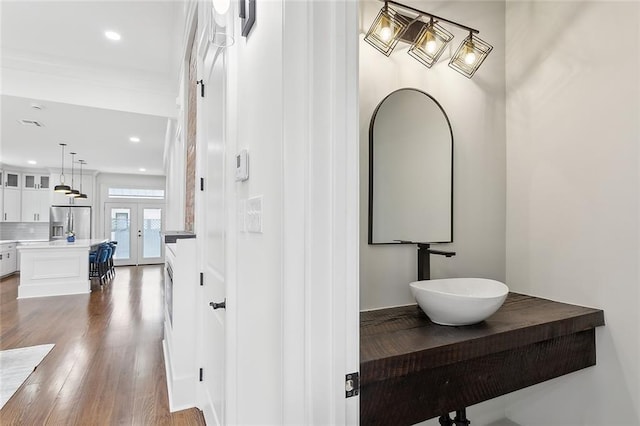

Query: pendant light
left=76, top=160, right=88, bottom=200
left=54, top=143, right=71, bottom=193
left=66, top=152, right=81, bottom=198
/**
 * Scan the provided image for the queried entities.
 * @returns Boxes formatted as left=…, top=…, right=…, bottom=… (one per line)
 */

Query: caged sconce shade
left=449, top=32, right=493, bottom=78
left=364, top=3, right=410, bottom=56
left=365, top=0, right=493, bottom=78
left=408, top=17, right=454, bottom=68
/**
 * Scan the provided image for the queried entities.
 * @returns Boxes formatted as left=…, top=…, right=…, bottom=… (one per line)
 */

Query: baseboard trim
left=162, top=338, right=197, bottom=413
left=201, top=386, right=220, bottom=426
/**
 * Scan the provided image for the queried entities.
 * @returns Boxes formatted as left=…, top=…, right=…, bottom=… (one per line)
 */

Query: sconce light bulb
left=212, top=0, right=230, bottom=14
left=426, top=39, right=437, bottom=54
left=380, top=25, right=393, bottom=42
left=378, top=13, right=394, bottom=42
left=464, top=51, right=477, bottom=65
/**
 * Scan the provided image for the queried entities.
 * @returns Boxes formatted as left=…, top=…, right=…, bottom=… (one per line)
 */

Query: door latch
left=209, top=299, right=226, bottom=310
left=196, top=79, right=205, bottom=97
left=345, top=372, right=359, bottom=398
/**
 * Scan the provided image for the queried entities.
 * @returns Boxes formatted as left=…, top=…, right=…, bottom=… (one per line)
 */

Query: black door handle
left=209, top=299, right=226, bottom=310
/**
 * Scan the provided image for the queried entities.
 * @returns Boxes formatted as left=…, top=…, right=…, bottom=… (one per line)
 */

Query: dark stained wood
left=360, top=293, right=605, bottom=425
left=362, top=330, right=597, bottom=425
left=0, top=267, right=205, bottom=426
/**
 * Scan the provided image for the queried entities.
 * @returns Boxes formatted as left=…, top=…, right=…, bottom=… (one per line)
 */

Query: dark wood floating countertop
left=360, top=292, right=604, bottom=425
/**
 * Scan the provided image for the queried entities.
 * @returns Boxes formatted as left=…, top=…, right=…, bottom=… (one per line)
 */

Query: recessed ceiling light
left=139, top=168, right=146, bottom=172
left=27, top=160, right=37, bottom=165
left=105, top=31, right=121, bottom=41
left=30, top=104, right=44, bottom=110
left=129, top=136, right=140, bottom=143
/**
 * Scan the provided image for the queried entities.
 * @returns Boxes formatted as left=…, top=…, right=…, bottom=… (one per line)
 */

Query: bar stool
left=89, top=245, right=104, bottom=279
left=99, top=244, right=112, bottom=285
left=107, top=241, right=118, bottom=279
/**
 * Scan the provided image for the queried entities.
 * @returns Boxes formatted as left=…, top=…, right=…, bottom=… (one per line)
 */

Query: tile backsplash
left=0, top=222, right=49, bottom=241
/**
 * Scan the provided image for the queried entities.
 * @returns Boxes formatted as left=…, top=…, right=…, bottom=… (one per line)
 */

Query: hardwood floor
left=0, top=265, right=205, bottom=426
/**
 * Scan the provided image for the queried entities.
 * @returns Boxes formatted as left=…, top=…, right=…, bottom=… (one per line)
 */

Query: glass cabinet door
left=5, top=172, right=19, bottom=188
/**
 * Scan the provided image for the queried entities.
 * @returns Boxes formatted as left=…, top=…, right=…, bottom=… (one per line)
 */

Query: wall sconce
left=449, top=32, right=493, bottom=78
left=364, top=3, right=410, bottom=56
left=364, top=0, right=493, bottom=78
left=210, top=0, right=235, bottom=47
left=408, top=17, right=453, bottom=68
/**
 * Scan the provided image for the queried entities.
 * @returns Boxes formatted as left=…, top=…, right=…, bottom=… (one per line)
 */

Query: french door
left=105, top=202, right=164, bottom=266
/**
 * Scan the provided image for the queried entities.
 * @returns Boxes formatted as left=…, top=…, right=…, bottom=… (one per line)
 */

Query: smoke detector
left=18, top=119, right=44, bottom=127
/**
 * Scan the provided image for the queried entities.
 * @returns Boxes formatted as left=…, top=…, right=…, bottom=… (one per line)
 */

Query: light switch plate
left=246, top=196, right=263, bottom=233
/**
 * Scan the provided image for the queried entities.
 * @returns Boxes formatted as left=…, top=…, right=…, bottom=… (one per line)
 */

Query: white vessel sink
left=409, top=278, right=508, bottom=326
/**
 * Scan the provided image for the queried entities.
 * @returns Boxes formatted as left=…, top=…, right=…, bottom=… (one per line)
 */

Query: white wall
left=229, top=1, right=284, bottom=423
left=359, top=0, right=506, bottom=310
left=505, top=2, right=640, bottom=425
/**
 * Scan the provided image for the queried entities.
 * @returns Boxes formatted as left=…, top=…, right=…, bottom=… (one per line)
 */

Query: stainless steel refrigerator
left=50, top=206, right=92, bottom=240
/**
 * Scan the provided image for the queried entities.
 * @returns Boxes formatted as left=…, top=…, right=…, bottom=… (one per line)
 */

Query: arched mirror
left=368, top=88, right=453, bottom=244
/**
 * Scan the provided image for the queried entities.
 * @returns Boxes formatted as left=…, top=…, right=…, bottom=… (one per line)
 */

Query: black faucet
left=417, top=243, right=455, bottom=281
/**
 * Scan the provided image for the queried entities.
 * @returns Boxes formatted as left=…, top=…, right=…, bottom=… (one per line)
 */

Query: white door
left=198, top=30, right=227, bottom=425
left=105, top=202, right=164, bottom=266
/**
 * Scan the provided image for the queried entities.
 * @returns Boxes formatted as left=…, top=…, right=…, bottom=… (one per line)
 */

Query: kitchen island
left=17, top=239, right=107, bottom=298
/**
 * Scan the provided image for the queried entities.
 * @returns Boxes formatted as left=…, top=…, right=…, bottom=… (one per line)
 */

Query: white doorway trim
left=282, top=1, right=360, bottom=424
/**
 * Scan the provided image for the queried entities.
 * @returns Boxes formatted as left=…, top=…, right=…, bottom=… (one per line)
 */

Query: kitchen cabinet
left=162, top=235, right=198, bottom=409
left=21, top=189, right=51, bottom=222
left=4, top=171, right=20, bottom=189
left=0, top=171, right=4, bottom=222
left=0, top=242, right=17, bottom=277
left=23, top=174, right=50, bottom=190
left=3, top=188, right=21, bottom=222
left=3, top=170, right=21, bottom=222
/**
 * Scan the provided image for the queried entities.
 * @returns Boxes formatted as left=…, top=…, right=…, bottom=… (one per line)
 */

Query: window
left=108, top=188, right=165, bottom=200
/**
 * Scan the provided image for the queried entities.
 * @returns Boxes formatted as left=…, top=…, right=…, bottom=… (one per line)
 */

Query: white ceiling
left=0, top=0, right=184, bottom=176
left=1, top=95, right=168, bottom=175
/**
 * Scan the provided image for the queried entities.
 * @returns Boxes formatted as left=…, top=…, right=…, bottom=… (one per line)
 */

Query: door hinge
left=196, top=79, right=205, bottom=97
left=345, top=372, right=359, bottom=398
left=200, top=177, right=204, bottom=191
left=199, top=368, right=204, bottom=382
left=200, top=272, right=204, bottom=286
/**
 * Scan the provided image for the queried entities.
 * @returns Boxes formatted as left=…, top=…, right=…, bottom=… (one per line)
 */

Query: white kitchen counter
left=17, top=239, right=107, bottom=250
left=17, top=239, right=108, bottom=298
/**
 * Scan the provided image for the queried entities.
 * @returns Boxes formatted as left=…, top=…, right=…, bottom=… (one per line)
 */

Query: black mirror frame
left=367, top=88, right=454, bottom=245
